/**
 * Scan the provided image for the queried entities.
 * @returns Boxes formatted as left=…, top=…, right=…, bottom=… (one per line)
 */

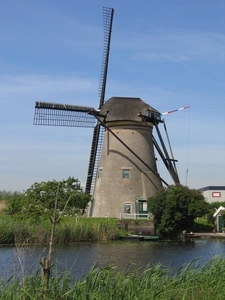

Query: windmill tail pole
left=154, top=121, right=180, bottom=184
left=162, top=119, right=179, bottom=181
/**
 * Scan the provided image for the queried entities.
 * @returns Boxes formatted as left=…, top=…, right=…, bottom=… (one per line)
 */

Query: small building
left=198, top=186, right=225, bottom=203
left=213, top=206, right=225, bottom=233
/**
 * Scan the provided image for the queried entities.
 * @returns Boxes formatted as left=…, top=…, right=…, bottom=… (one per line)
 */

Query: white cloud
left=0, top=75, right=98, bottom=97
left=116, top=28, right=225, bottom=63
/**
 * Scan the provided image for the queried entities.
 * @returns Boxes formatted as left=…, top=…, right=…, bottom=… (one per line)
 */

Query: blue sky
left=0, top=0, right=224, bottom=192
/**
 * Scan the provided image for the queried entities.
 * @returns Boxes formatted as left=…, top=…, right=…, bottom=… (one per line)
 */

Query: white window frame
left=124, top=203, right=132, bottom=213
left=98, top=168, right=103, bottom=178
left=122, top=169, right=130, bottom=179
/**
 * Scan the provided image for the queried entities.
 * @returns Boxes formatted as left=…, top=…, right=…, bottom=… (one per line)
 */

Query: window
left=122, top=169, right=130, bottom=179
left=98, top=168, right=103, bottom=178
left=138, top=201, right=148, bottom=212
left=124, top=203, right=131, bottom=213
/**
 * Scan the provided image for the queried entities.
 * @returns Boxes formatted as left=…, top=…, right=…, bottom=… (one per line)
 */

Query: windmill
left=34, top=7, right=180, bottom=218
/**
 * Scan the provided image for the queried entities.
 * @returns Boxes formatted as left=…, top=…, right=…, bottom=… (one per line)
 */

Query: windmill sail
left=85, top=7, right=114, bottom=194
left=34, top=101, right=96, bottom=128
left=98, top=7, right=114, bottom=108
left=33, top=7, right=114, bottom=196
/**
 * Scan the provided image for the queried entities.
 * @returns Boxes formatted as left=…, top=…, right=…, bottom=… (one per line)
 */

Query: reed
left=1, top=256, right=225, bottom=299
left=0, top=216, right=51, bottom=244
left=0, top=216, right=15, bottom=244
left=54, top=217, right=121, bottom=243
left=0, top=216, right=123, bottom=245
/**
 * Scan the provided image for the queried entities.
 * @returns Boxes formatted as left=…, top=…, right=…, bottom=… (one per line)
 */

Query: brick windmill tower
left=34, top=7, right=180, bottom=218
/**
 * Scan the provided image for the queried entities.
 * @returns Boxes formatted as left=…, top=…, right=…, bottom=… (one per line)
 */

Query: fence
left=118, top=213, right=150, bottom=220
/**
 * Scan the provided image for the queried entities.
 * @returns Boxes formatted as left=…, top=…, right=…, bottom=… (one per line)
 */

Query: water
left=1, top=239, right=225, bottom=280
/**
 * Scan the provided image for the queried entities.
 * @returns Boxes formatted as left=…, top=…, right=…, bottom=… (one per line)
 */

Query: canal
left=1, top=239, right=225, bottom=280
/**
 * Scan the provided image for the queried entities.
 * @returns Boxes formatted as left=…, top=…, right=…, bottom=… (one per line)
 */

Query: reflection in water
left=1, top=239, right=225, bottom=280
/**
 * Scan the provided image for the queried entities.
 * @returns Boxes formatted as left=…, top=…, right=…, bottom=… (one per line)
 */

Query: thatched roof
left=100, top=97, right=159, bottom=122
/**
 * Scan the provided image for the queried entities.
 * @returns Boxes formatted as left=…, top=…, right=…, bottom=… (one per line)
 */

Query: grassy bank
left=0, top=214, right=215, bottom=245
left=0, top=216, right=126, bottom=244
left=193, top=217, right=214, bottom=232
left=1, top=255, right=225, bottom=299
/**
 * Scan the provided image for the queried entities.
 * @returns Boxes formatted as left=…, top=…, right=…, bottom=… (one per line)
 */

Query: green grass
left=0, top=215, right=126, bottom=245
left=1, top=256, right=225, bottom=299
left=193, top=217, right=214, bottom=232
left=0, top=214, right=216, bottom=245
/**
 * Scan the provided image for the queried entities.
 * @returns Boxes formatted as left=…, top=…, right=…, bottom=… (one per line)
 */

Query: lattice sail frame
left=34, top=101, right=96, bottom=128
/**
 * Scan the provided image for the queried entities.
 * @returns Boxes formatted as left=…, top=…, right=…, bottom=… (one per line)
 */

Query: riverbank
left=0, top=216, right=127, bottom=245
left=0, top=215, right=159, bottom=245
left=0, top=213, right=220, bottom=245
left=184, top=232, right=225, bottom=239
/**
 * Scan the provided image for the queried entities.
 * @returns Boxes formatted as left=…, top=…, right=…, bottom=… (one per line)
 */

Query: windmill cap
left=100, top=97, right=159, bottom=122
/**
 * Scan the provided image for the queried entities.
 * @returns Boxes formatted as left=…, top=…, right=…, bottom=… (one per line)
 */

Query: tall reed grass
left=1, top=256, right=225, bottom=299
left=0, top=216, right=123, bottom=244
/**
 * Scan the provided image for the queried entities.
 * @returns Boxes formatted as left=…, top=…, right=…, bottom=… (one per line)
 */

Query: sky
left=0, top=0, right=225, bottom=192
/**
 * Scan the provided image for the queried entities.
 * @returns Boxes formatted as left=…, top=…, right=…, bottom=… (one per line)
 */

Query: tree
left=0, top=190, right=14, bottom=200
left=7, top=192, right=25, bottom=215
left=148, top=185, right=209, bottom=237
left=18, top=177, right=91, bottom=222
